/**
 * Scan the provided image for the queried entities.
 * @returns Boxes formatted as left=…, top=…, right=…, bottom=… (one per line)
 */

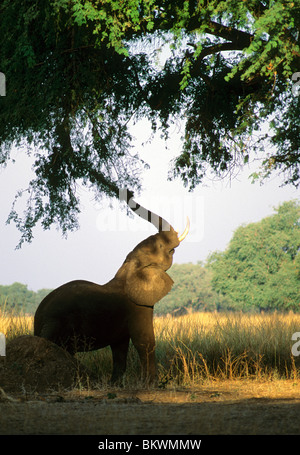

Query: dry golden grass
left=154, top=311, right=300, bottom=383
left=1, top=307, right=299, bottom=384
left=0, top=305, right=33, bottom=341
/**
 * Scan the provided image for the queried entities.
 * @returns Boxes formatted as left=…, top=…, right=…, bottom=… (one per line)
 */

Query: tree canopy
left=1, top=0, right=299, bottom=244
left=208, top=200, right=300, bottom=312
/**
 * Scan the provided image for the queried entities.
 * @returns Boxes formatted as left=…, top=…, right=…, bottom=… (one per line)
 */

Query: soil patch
left=0, top=381, right=299, bottom=435
left=0, top=335, right=87, bottom=393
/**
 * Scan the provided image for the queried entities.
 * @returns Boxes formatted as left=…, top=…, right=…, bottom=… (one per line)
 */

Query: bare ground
left=0, top=336, right=299, bottom=435
left=1, top=381, right=300, bottom=435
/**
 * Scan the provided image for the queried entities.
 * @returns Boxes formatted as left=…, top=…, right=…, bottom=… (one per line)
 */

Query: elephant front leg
left=134, top=340, right=157, bottom=385
left=129, top=310, right=157, bottom=385
left=110, top=337, right=130, bottom=385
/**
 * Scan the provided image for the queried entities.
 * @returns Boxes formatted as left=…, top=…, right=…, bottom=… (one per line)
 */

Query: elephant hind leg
left=37, top=322, right=59, bottom=342
left=37, top=322, right=76, bottom=354
left=110, top=337, right=130, bottom=385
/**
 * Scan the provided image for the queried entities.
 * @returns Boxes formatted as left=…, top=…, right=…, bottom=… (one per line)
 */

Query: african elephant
left=34, top=190, right=189, bottom=384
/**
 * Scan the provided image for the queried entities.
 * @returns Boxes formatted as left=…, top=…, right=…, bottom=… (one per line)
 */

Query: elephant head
left=115, top=189, right=189, bottom=308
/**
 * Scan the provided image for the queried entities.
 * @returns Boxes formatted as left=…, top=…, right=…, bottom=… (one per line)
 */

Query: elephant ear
left=125, top=265, right=174, bottom=307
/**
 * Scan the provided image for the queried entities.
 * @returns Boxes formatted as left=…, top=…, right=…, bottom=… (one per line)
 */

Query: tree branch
left=187, top=18, right=254, bottom=49
left=209, top=21, right=254, bottom=47
left=195, top=41, right=246, bottom=62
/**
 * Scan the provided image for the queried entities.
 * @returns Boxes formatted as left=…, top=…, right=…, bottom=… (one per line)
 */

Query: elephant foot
left=140, top=374, right=158, bottom=388
left=110, top=375, right=125, bottom=387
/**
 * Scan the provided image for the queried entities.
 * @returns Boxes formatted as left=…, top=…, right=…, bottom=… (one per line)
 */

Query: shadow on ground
left=0, top=336, right=299, bottom=435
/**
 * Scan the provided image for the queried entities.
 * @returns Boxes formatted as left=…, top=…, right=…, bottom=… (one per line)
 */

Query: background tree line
left=156, top=200, right=300, bottom=315
left=1, top=200, right=299, bottom=315
left=0, top=283, right=51, bottom=314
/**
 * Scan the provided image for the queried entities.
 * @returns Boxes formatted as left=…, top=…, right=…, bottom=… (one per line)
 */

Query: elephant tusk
left=178, top=217, right=190, bottom=242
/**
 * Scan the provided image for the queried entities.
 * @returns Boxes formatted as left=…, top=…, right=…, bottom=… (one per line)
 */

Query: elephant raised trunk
left=120, top=188, right=190, bottom=241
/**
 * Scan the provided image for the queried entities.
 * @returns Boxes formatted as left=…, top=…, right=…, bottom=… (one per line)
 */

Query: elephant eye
left=169, top=248, right=175, bottom=255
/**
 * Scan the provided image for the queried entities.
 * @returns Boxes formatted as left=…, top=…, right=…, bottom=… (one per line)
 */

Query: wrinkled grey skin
left=34, top=197, right=186, bottom=384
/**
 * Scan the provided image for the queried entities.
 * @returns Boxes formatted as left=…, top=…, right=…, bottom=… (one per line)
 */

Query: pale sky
left=0, top=119, right=298, bottom=291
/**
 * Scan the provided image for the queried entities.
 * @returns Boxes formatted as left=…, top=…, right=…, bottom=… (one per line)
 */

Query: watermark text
left=0, top=73, right=6, bottom=96
left=96, top=191, right=204, bottom=243
left=0, top=333, right=6, bottom=356
left=292, top=72, right=300, bottom=96
left=291, top=332, right=300, bottom=357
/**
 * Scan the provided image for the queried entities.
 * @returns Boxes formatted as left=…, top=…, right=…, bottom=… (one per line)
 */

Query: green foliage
left=209, top=200, right=300, bottom=312
left=0, top=0, right=299, bottom=244
left=0, top=283, right=51, bottom=313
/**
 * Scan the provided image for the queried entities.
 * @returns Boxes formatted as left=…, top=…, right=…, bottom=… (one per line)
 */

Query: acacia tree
left=0, top=0, right=299, bottom=245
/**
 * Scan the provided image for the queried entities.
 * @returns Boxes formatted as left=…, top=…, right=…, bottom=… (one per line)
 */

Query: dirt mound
left=0, top=335, right=87, bottom=393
